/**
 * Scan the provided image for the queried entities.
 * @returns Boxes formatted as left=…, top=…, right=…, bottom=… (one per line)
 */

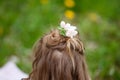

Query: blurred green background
left=0, top=0, right=120, bottom=80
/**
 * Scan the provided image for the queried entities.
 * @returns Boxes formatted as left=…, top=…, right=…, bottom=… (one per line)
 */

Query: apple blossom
left=60, top=21, right=66, bottom=28
left=66, top=30, right=78, bottom=38
left=59, top=21, right=78, bottom=38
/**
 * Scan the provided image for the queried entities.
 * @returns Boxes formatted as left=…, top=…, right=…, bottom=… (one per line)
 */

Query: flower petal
left=60, top=21, right=66, bottom=28
left=71, top=26, right=77, bottom=30
left=65, top=23, right=71, bottom=27
left=73, top=30, right=78, bottom=36
left=66, top=30, right=78, bottom=38
left=64, top=23, right=71, bottom=30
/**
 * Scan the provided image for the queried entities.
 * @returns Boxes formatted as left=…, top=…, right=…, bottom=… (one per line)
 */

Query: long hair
left=22, top=30, right=90, bottom=80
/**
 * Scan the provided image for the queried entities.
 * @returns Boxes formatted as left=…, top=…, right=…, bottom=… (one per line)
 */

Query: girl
left=22, top=21, right=90, bottom=80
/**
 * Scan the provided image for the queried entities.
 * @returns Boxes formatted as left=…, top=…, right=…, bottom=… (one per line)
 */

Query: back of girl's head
left=22, top=22, right=90, bottom=80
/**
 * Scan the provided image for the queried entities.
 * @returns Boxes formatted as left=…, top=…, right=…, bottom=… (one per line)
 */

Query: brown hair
left=22, top=30, right=90, bottom=80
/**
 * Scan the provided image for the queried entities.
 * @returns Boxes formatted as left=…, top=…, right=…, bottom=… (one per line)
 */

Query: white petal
left=60, top=21, right=66, bottom=28
left=66, top=26, right=76, bottom=31
left=66, top=30, right=71, bottom=37
left=66, top=30, right=78, bottom=38
left=64, top=23, right=71, bottom=30
left=73, top=30, right=78, bottom=36
left=66, top=23, right=71, bottom=27
left=66, top=30, right=72, bottom=38
left=71, top=26, right=77, bottom=30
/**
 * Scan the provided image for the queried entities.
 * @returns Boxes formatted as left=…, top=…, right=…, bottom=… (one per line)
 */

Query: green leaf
left=58, top=26, right=66, bottom=36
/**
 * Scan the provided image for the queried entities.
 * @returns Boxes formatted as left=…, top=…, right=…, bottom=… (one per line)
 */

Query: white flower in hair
left=66, top=25, right=77, bottom=31
left=66, top=30, right=78, bottom=38
left=60, top=21, right=66, bottom=28
left=64, top=23, right=71, bottom=30
left=59, top=21, right=78, bottom=38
